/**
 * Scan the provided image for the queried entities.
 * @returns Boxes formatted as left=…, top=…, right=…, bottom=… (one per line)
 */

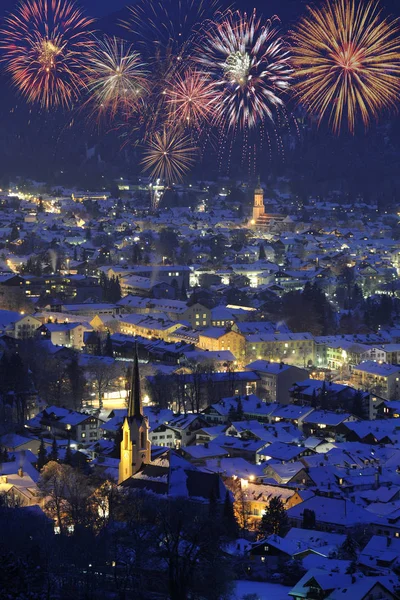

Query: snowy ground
left=232, top=580, right=291, bottom=600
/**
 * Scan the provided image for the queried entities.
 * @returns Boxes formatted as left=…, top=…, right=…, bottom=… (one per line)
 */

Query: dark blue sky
left=1, top=0, right=399, bottom=23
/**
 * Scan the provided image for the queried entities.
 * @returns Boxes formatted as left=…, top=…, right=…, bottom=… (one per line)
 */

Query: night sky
left=0, top=0, right=399, bottom=189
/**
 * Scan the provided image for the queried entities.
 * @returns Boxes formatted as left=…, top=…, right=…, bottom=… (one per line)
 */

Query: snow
left=232, top=581, right=291, bottom=600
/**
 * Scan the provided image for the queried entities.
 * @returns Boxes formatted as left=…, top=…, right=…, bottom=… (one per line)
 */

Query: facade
left=246, top=360, right=308, bottom=404
left=351, top=361, right=400, bottom=400
left=198, top=328, right=246, bottom=360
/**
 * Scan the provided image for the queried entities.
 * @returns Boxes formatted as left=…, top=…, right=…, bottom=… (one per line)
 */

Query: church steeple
left=118, top=344, right=151, bottom=484
left=128, top=345, right=142, bottom=420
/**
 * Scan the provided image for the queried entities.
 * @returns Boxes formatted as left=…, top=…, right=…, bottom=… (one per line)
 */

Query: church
left=250, top=180, right=288, bottom=230
left=118, top=348, right=227, bottom=504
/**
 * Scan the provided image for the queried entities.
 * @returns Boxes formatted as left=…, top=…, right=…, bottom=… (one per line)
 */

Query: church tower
left=118, top=347, right=151, bottom=484
left=252, top=178, right=265, bottom=222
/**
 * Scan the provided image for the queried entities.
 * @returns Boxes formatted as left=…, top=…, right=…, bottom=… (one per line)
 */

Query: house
left=246, top=360, right=308, bottom=404
left=301, top=410, right=357, bottom=437
left=286, top=496, right=380, bottom=533
left=29, top=406, right=104, bottom=444
left=351, top=361, right=400, bottom=401
left=263, top=461, right=314, bottom=486
left=0, top=450, right=40, bottom=506
left=245, top=332, right=315, bottom=368
left=37, top=321, right=91, bottom=350
left=202, top=394, right=274, bottom=424
left=149, top=414, right=209, bottom=448
left=198, top=328, right=246, bottom=361
left=289, top=569, right=397, bottom=600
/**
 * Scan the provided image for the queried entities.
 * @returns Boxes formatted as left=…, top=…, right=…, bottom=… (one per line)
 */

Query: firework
left=0, top=0, right=94, bottom=110
left=291, top=0, right=400, bottom=134
left=196, top=10, right=292, bottom=131
left=85, top=36, right=148, bottom=119
left=122, top=0, right=221, bottom=63
left=166, top=68, right=216, bottom=129
left=141, top=128, right=196, bottom=184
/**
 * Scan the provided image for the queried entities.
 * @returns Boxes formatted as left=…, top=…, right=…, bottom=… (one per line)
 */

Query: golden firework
left=292, top=0, right=400, bottom=133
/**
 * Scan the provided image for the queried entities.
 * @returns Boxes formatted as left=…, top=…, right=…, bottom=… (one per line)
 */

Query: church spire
left=128, top=344, right=142, bottom=419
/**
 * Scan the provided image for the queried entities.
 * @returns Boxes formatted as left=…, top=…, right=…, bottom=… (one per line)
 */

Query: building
left=118, top=349, right=151, bottom=484
left=37, top=322, right=91, bottom=349
left=198, top=328, right=246, bottom=361
left=351, top=361, right=400, bottom=400
left=246, top=360, right=308, bottom=404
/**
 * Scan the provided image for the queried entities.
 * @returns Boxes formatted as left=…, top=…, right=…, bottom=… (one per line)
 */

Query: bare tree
left=87, top=360, right=120, bottom=409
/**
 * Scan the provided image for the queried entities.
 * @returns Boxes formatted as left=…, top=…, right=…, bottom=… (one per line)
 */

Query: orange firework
left=141, top=128, right=196, bottom=184
left=291, top=0, right=400, bottom=134
left=0, top=0, right=95, bottom=110
left=166, top=68, right=217, bottom=129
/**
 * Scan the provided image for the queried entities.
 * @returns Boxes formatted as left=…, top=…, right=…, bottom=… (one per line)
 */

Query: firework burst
left=85, top=36, right=148, bottom=120
left=166, top=68, right=216, bottom=129
left=141, top=128, right=196, bottom=184
left=122, top=0, right=221, bottom=63
left=196, top=10, right=292, bottom=131
left=0, top=0, right=95, bottom=110
left=291, top=0, right=400, bottom=134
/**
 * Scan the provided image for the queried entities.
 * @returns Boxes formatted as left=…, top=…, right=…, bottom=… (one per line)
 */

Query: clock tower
left=118, top=346, right=151, bottom=484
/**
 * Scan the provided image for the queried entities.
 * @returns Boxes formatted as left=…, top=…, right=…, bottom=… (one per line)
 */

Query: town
left=1, top=175, right=400, bottom=599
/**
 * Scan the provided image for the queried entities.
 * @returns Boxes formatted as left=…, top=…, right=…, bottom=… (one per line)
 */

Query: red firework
left=166, top=68, right=217, bottom=129
left=0, top=0, right=95, bottom=110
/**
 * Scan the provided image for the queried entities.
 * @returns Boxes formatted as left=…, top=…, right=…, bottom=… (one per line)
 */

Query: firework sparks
left=166, top=68, right=216, bottom=129
left=291, top=0, right=400, bottom=133
left=141, top=128, right=196, bottom=184
left=0, top=0, right=94, bottom=110
left=196, top=10, right=292, bottom=131
left=85, top=36, right=148, bottom=119
left=122, top=0, right=221, bottom=62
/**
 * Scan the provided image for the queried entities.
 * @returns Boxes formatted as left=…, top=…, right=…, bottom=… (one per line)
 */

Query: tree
left=37, top=438, right=47, bottom=471
left=338, top=534, right=359, bottom=560
left=48, top=438, right=58, bottom=462
left=88, top=360, right=119, bottom=410
left=64, top=437, right=73, bottom=466
left=258, top=496, right=288, bottom=538
left=37, top=461, right=67, bottom=534
left=104, top=331, right=114, bottom=358
left=223, top=491, right=239, bottom=539
left=66, top=356, right=86, bottom=411
left=302, top=508, right=316, bottom=529
left=351, top=389, right=365, bottom=418
left=259, top=244, right=266, bottom=261
left=9, top=223, right=19, bottom=242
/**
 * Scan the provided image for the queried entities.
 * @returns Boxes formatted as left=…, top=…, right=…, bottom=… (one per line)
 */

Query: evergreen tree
left=96, top=335, right=102, bottom=356
left=236, top=397, right=244, bottom=421
left=311, top=388, right=318, bottom=409
left=223, top=490, right=239, bottom=538
left=351, top=390, right=365, bottom=418
left=48, top=438, right=58, bottom=462
left=259, top=244, right=266, bottom=261
left=65, top=436, right=73, bottom=466
left=258, top=496, right=288, bottom=538
left=339, top=534, right=359, bottom=560
left=38, top=197, right=44, bottom=212
left=104, top=331, right=113, bottom=357
left=85, top=227, right=92, bottom=240
left=9, top=224, right=19, bottom=242
left=302, top=508, right=316, bottom=529
left=180, top=280, right=187, bottom=301
left=37, top=438, right=47, bottom=471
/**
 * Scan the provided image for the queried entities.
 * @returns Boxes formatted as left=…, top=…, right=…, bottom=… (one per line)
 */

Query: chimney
left=374, top=470, right=380, bottom=490
left=18, top=467, right=23, bottom=478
